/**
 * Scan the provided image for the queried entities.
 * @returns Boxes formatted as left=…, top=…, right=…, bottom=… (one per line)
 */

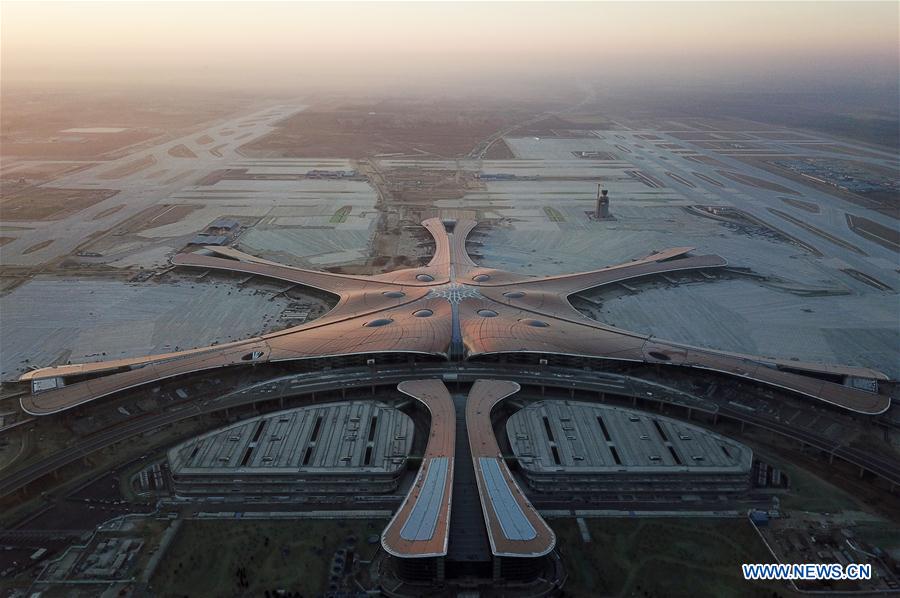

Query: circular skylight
left=365, top=318, right=394, bottom=327
left=520, top=319, right=550, bottom=328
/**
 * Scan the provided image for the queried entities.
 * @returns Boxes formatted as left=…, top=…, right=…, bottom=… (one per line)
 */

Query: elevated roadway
left=4, top=364, right=898, bottom=500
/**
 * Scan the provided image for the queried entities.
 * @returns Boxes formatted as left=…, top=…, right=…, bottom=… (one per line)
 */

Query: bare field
left=509, top=114, right=588, bottom=137
left=167, top=143, right=198, bottom=158
left=482, top=138, right=515, bottom=159
left=669, top=130, right=755, bottom=141
left=0, top=129, right=158, bottom=161
left=239, top=101, right=531, bottom=158
left=780, top=197, right=820, bottom=213
left=549, top=112, right=619, bottom=129
left=161, top=169, right=198, bottom=185
left=151, top=519, right=384, bottom=598
left=381, top=167, right=481, bottom=203
left=0, top=89, right=247, bottom=160
left=0, top=161, right=94, bottom=185
left=846, top=213, right=900, bottom=253
left=716, top=169, right=798, bottom=194
left=0, top=185, right=119, bottom=220
left=787, top=142, right=894, bottom=160
left=683, top=154, right=729, bottom=167
left=22, top=239, right=53, bottom=254
left=97, top=154, right=157, bottom=179
left=123, top=204, right=204, bottom=233
left=91, top=205, right=125, bottom=220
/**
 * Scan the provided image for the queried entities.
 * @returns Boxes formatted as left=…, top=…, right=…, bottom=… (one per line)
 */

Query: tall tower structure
left=595, top=185, right=611, bottom=220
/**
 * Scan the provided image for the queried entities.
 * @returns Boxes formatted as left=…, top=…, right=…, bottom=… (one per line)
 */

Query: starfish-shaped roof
left=20, top=219, right=890, bottom=415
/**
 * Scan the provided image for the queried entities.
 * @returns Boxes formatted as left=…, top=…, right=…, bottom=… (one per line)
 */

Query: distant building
left=187, top=234, right=229, bottom=246
left=168, top=401, right=414, bottom=497
left=507, top=401, right=752, bottom=495
left=476, top=173, right=537, bottom=181
left=208, top=218, right=240, bottom=232
left=306, top=169, right=357, bottom=179
left=749, top=510, right=770, bottom=526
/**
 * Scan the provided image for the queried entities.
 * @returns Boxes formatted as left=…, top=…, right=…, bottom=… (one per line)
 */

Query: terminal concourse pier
left=19, top=219, right=891, bottom=418
left=379, top=380, right=563, bottom=596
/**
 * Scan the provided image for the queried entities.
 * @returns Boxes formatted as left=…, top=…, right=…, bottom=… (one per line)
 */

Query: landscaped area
left=552, top=518, right=785, bottom=598
left=149, top=518, right=386, bottom=597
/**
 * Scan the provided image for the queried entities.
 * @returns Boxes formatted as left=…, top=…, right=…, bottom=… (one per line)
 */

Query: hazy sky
left=2, top=1, right=898, bottom=94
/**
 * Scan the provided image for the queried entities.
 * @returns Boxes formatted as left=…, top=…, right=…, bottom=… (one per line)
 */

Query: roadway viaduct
left=4, top=363, right=899, bottom=500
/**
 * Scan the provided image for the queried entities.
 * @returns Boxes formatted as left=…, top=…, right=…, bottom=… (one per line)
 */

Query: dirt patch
left=0, top=237, right=14, bottom=246
left=692, top=172, right=724, bottom=187
left=669, top=131, right=755, bottom=141
left=787, top=143, right=893, bottom=160
left=841, top=268, right=893, bottom=291
left=780, top=197, right=820, bottom=213
left=716, top=169, right=798, bottom=194
left=694, top=140, right=773, bottom=152
left=0, top=89, right=247, bottom=160
left=196, top=135, right=214, bottom=145
left=553, top=112, right=619, bottom=129
left=846, top=213, right=899, bottom=253
left=767, top=208, right=867, bottom=255
left=98, top=154, right=157, bottom=180
left=509, top=114, right=584, bottom=137
left=482, top=138, right=515, bottom=159
left=92, top=205, right=126, bottom=220
left=144, top=168, right=169, bottom=180
left=665, top=171, right=696, bottom=188
left=126, top=204, right=204, bottom=233
left=0, top=161, right=95, bottom=185
left=687, top=205, right=823, bottom=257
left=379, top=167, right=481, bottom=203
left=195, top=169, right=230, bottom=186
left=162, top=170, right=197, bottom=185
left=627, top=170, right=665, bottom=189
left=683, top=154, right=729, bottom=167
left=0, top=184, right=119, bottom=220
left=22, top=239, right=53, bottom=254
left=239, top=101, right=531, bottom=159
left=753, top=131, right=813, bottom=141
left=167, top=144, right=197, bottom=158
left=2, top=130, right=157, bottom=161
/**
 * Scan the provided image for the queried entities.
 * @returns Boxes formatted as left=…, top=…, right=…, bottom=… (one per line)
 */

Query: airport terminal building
left=507, top=401, right=753, bottom=495
left=168, top=401, right=414, bottom=497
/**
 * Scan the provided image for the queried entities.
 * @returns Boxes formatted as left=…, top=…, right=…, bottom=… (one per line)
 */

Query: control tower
left=595, top=185, right=614, bottom=220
